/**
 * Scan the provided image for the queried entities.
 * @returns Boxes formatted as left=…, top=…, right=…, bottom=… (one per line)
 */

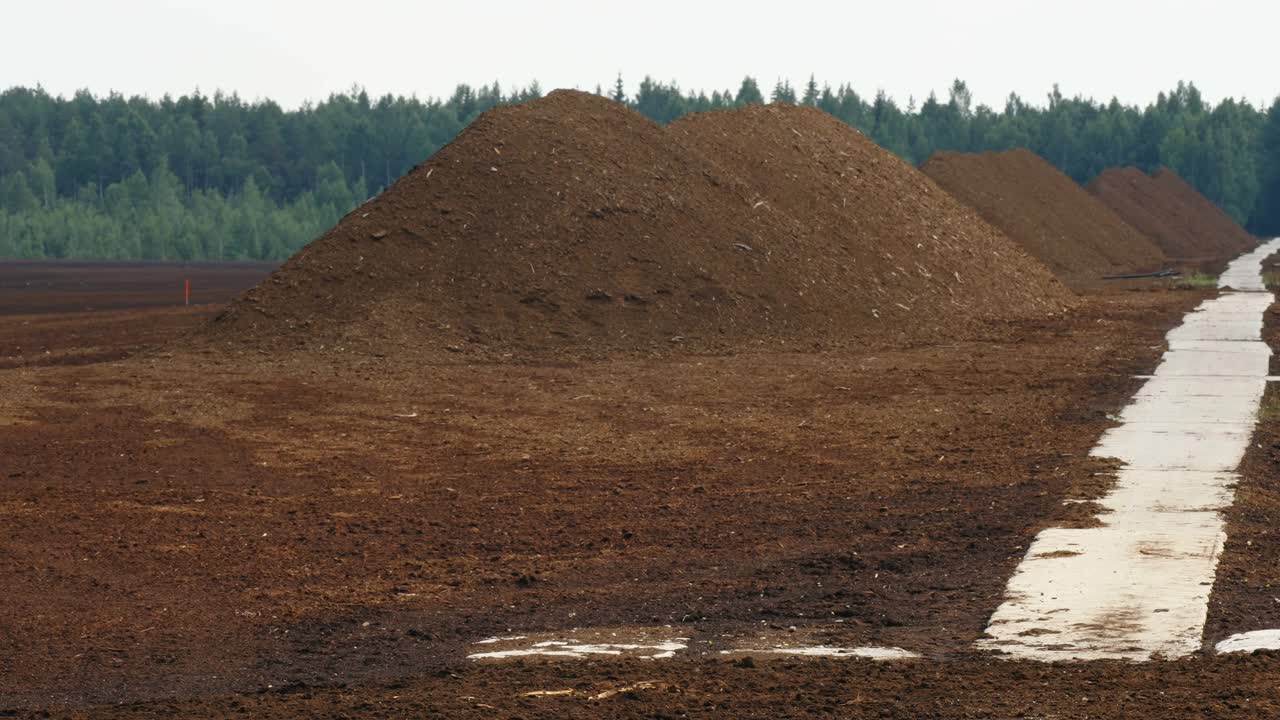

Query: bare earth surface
left=6, top=262, right=1280, bottom=718
left=919, top=149, right=1165, bottom=290
left=1088, top=168, right=1256, bottom=270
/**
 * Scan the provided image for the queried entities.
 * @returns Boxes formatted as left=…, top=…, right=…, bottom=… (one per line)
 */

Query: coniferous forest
left=2, top=76, right=1278, bottom=260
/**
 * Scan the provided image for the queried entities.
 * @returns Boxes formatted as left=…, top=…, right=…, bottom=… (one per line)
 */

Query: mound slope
left=207, top=93, right=1070, bottom=359
left=1088, top=167, right=1255, bottom=265
left=664, top=105, right=1071, bottom=334
left=920, top=149, right=1165, bottom=290
left=1149, top=168, right=1256, bottom=256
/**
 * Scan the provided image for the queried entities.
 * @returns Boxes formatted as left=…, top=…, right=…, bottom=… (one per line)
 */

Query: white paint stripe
left=474, top=635, right=527, bottom=644
left=720, top=645, right=919, bottom=660
left=468, top=638, right=689, bottom=660
left=978, top=239, right=1280, bottom=661
left=1216, top=630, right=1280, bottom=653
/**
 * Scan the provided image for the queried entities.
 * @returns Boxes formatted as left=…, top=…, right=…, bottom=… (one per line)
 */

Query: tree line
left=1, top=77, right=1278, bottom=260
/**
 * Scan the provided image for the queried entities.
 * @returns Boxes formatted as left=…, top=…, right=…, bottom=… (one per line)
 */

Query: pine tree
left=802, top=75, right=820, bottom=106
left=771, top=79, right=796, bottom=105
left=1255, top=98, right=1280, bottom=232
left=734, top=77, right=764, bottom=106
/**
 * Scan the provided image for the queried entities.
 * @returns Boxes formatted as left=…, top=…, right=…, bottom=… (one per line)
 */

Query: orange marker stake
left=185, top=278, right=190, bottom=306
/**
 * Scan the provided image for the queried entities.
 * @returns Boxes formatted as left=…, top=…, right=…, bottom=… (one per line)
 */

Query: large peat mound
left=1088, top=167, right=1255, bottom=267
left=206, top=93, right=1071, bottom=360
left=920, top=149, right=1165, bottom=290
left=666, top=104, right=1072, bottom=337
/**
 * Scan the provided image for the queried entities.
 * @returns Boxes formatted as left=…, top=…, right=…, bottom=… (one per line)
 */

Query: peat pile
left=920, top=149, right=1165, bottom=290
left=1088, top=167, right=1256, bottom=266
left=661, top=104, right=1070, bottom=341
left=205, top=92, right=1070, bottom=360
left=1149, top=168, right=1256, bottom=255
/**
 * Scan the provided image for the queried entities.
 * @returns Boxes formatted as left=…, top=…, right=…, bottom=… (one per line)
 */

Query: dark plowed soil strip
left=0, top=260, right=277, bottom=315
left=920, top=149, right=1165, bottom=291
left=1, top=291, right=1201, bottom=711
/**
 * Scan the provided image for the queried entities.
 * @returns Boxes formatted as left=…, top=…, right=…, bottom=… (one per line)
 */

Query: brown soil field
left=920, top=149, right=1165, bottom=290
left=10, top=271, right=1280, bottom=719
left=204, top=93, right=1070, bottom=362
left=1089, top=167, right=1256, bottom=269
left=5, top=97, right=1278, bottom=719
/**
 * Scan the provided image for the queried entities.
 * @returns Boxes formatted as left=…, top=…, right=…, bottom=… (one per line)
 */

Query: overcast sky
left=5, top=0, right=1277, bottom=110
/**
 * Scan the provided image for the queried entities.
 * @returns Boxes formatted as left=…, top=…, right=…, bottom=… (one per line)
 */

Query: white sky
left=5, top=0, right=1277, bottom=110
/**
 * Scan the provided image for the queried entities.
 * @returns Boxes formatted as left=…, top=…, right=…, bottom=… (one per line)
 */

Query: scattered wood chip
left=592, top=681, right=657, bottom=700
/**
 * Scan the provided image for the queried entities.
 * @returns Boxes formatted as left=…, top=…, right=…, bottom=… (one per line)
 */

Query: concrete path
left=978, top=240, right=1280, bottom=661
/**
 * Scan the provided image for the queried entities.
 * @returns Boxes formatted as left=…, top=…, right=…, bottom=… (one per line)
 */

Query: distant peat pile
left=920, top=149, right=1165, bottom=290
left=1148, top=169, right=1256, bottom=256
left=1088, top=167, right=1255, bottom=268
left=205, top=92, right=1072, bottom=361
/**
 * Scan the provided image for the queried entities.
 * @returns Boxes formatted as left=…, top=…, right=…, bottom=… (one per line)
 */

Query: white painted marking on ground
left=465, top=628, right=926, bottom=663
left=468, top=638, right=689, bottom=660
left=1216, top=630, right=1280, bottom=653
left=474, top=635, right=527, bottom=644
left=978, top=239, right=1280, bottom=661
left=721, top=645, right=919, bottom=660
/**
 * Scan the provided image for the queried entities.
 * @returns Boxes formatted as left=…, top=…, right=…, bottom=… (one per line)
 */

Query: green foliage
left=801, top=75, right=820, bottom=107
left=771, top=79, right=797, bottom=105
left=735, top=77, right=765, bottom=106
left=0, top=77, right=1277, bottom=260
left=1173, top=272, right=1219, bottom=289
left=1, top=172, right=38, bottom=213
left=1256, top=99, right=1280, bottom=232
